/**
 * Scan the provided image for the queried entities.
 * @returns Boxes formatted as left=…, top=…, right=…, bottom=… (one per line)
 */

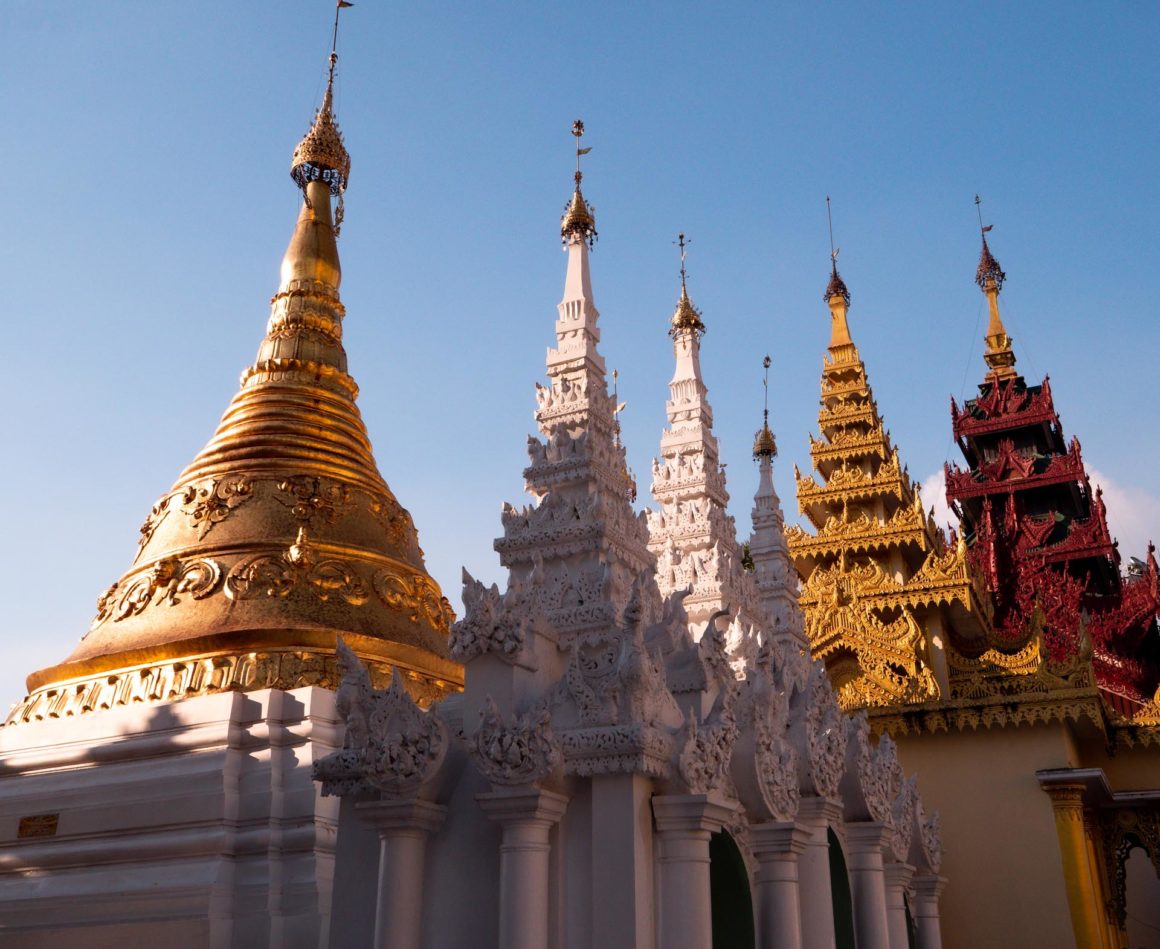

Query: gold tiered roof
left=9, top=65, right=460, bottom=725
left=787, top=266, right=993, bottom=711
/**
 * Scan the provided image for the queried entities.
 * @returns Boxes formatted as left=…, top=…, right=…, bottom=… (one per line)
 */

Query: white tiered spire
left=646, top=236, right=761, bottom=656
left=493, top=121, right=655, bottom=638
left=749, top=356, right=807, bottom=651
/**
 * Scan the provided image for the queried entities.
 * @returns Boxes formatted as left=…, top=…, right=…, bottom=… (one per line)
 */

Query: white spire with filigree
left=491, top=121, right=655, bottom=642
left=646, top=236, right=761, bottom=665
left=749, top=356, right=807, bottom=650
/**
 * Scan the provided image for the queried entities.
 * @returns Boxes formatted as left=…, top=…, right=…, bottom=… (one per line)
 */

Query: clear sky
left=2, top=1, right=1157, bottom=707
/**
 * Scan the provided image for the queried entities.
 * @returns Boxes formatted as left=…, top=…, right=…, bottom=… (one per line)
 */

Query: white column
left=356, top=799, right=446, bottom=949
left=844, top=822, right=892, bottom=949
left=750, top=821, right=811, bottom=949
left=652, top=794, right=737, bottom=949
left=884, top=862, right=915, bottom=949
left=911, top=874, right=946, bottom=949
left=796, top=797, right=843, bottom=949
left=591, top=773, right=656, bottom=949
left=477, top=786, right=569, bottom=949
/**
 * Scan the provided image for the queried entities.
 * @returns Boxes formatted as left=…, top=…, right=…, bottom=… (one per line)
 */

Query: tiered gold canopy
left=10, top=71, right=461, bottom=724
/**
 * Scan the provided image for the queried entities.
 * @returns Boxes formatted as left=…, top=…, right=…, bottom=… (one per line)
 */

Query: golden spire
left=561, top=119, right=597, bottom=245
left=824, top=198, right=855, bottom=356
left=753, top=354, right=777, bottom=458
left=669, top=232, right=706, bottom=337
left=974, top=196, right=1017, bottom=381
left=9, top=9, right=460, bottom=726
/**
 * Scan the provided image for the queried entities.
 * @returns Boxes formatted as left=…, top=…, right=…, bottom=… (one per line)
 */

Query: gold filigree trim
left=4, top=649, right=458, bottom=727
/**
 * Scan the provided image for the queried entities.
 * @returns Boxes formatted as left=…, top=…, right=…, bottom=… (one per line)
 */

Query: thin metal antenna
left=572, top=120, right=592, bottom=188
left=675, top=233, right=690, bottom=290
left=329, top=1, right=352, bottom=86
left=762, top=354, right=771, bottom=426
left=826, top=196, right=840, bottom=269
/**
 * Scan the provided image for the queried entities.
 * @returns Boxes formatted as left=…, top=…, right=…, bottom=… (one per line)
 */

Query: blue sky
left=2, top=1, right=1157, bottom=706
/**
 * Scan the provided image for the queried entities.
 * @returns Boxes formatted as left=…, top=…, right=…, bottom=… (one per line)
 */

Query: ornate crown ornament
left=561, top=119, right=597, bottom=246
left=291, top=64, right=351, bottom=197
left=669, top=287, right=706, bottom=337
left=753, top=422, right=777, bottom=459
left=825, top=263, right=851, bottom=306
left=975, top=236, right=1006, bottom=291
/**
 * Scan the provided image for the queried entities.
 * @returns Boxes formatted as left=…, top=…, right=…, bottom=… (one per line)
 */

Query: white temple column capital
left=477, top=785, right=570, bottom=828
left=910, top=873, right=947, bottom=949
left=652, top=793, right=737, bottom=836
left=355, top=797, right=447, bottom=837
left=844, top=820, right=893, bottom=859
left=796, top=795, right=844, bottom=829
left=750, top=820, right=812, bottom=859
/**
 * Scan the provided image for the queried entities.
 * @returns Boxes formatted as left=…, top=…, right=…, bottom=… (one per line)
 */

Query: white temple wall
left=0, top=687, right=342, bottom=949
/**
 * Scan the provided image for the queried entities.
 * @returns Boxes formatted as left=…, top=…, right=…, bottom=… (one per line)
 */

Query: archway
left=827, top=828, right=856, bottom=949
left=709, top=830, right=755, bottom=949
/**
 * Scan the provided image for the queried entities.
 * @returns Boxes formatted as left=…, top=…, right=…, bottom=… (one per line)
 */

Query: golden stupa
left=9, top=57, right=461, bottom=725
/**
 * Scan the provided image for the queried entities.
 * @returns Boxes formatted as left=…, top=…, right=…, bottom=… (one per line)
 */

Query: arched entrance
left=828, top=828, right=856, bottom=949
left=709, top=830, right=755, bottom=949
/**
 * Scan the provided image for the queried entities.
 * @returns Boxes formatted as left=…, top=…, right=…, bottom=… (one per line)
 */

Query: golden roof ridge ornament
left=561, top=119, right=597, bottom=246
left=974, top=195, right=1017, bottom=380
left=669, top=232, right=706, bottom=337
left=753, top=354, right=777, bottom=459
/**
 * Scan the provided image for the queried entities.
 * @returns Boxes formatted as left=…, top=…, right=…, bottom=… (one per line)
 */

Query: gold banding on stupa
left=8, top=43, right=461, bottom=725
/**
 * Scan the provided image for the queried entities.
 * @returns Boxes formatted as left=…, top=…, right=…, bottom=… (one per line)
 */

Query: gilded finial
left=561, top=119, right=597, bottom=246
left=974, top=195, right=1005, bottom=291
left=974, top=197, right=1016, bottom=379
left=291, top=2, right=353, bottom=230
left=824, top=196, right=850, bottom=305
left=669, top=233, right=706, bottom=337
left=753, top=354, right=777, bottom=458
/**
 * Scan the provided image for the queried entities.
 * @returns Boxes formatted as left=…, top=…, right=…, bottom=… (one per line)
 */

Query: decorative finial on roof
left=291, top=1, right=354, bottom=230
left=974, top=195, right=1005, bottom=291
left=753, top=354, right=777, bottom=459
left=824, top=196, right=850, bottom=305
left=669, top=232, right=706, bottom=337
left=561, top=119, right=597, bottom=246
left=611, top=368, right=637, bottom=502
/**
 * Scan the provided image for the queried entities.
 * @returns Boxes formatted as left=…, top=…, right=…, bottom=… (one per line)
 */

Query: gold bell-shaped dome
left=10, top=74, right=460, bottom=725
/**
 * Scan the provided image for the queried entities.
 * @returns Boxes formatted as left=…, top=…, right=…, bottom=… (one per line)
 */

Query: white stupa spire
left=493, top=121, right=654, bottom=639
left=646, top=236, right=761, bottom=660
left=749, top=356, right=807, bottom=651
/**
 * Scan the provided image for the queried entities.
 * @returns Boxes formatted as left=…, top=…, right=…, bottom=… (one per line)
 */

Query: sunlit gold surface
left=789, top=277, right=993, bottom=711
left=13, top=112, right=461, bottom=723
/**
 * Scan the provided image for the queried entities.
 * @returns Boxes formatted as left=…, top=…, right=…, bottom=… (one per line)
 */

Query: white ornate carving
left=469, top=696, right=561, bottom=787
left=314, top=639, right=447, bottom=798
left=890, top=774, right=918, bottom=862
left=677, top=700, right=738, bottom=794
left=801, top=663, right=848, bottom=799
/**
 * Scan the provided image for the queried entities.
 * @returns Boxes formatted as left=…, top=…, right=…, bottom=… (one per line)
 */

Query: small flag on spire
left=981, top=224, right=993, bottom=233
left=338, top=1, right=354, bottom=7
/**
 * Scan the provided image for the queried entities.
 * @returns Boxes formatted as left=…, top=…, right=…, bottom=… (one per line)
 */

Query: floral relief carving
left=135, top=495, right=173, bottom=556
left=449, top=570, right=532, bottom=663
left=180, top=476, right=254, bottom=538
left=469, top=696, right=561, bottom=786
left=314, top=639, right=448, bottom=798
left=890, top=774, right=918, bottom=862
left=677, top=701, right=738, bottom=795
left=226, top=528, right=368, bottom=606
left=276, top=475, right=352, bottom=523
left=89, top=556, right=223, bottom=631
left=803, top=663, right=848, bottom=800
left=373, top=568, right=454, bottom=632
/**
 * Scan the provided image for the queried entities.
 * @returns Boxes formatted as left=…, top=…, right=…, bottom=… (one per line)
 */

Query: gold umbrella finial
left=561, top=119, right=597, bottom=246
left=669, top=232, right=706, bottom=337
left=753, top=354, right=777, bottom=459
